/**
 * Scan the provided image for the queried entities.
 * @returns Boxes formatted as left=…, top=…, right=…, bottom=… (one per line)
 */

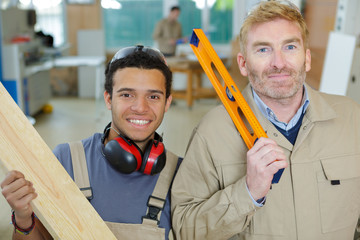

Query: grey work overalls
left=69, top=141, right=178, bottom=240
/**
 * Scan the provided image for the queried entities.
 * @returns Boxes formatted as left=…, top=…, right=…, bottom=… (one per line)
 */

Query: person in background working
left=1, top=45, right=181, bottom=240
left=153, top=6, right=186, bottom=57
left=171, top=0, right=360, bottom=239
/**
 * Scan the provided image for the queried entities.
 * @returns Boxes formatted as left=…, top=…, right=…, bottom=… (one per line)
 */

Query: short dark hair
left=171, top=6, right=180, bottom=12
left=104, top=51, right=172, bottom=99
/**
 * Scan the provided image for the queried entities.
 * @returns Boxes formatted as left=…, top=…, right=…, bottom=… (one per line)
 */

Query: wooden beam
left=0, top=83, right=116, bottom=239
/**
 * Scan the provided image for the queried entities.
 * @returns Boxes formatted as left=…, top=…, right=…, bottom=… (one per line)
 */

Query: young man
left=1, top=45, right=181, bottom=239
left=171, top=1, right=360, bottom=239
left=152, top=6, right=185, bottom=57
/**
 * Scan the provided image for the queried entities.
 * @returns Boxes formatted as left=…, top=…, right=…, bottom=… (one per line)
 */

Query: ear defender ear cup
left=140, top=140, right=166, bottom=175
left=101, top=122, right=167, bottom=175
left=103, top=135, right=143, bottom=174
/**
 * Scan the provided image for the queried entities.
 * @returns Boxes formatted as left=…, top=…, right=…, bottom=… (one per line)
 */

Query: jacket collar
left=301, top=83, right=337, bottom=122
left=242, top=83, right=337, bottom=127
left=241, top=83, right=337, bottom=150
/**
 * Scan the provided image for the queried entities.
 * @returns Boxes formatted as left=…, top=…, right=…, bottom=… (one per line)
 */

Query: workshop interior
left=0, top=0, right=360, bottom=239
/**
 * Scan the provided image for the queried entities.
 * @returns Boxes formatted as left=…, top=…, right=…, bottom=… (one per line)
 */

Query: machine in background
left=1, top=7, right=52, bottom=116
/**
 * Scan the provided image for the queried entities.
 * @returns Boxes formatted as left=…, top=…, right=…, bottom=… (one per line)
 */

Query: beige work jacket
left=171, top=83, right=360, bottom=240
left=152, top=18, right=182, bottom=55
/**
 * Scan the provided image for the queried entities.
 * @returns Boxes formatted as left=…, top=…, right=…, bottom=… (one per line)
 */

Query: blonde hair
left=239, top=0, right=309, bottom=56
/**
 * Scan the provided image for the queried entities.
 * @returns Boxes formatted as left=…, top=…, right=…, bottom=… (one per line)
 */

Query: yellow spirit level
left=190, top=29, right=283, bottom=183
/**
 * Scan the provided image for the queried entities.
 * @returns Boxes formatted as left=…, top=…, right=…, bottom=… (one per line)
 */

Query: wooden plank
left=0, top=83, right=116, bottom=239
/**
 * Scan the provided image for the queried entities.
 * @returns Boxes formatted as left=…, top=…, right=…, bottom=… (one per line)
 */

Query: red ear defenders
left=102, top=123, right=166, bottom=175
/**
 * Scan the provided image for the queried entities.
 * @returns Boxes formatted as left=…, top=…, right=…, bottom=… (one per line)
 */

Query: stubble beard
left=248, top=63, right=307, bottom=100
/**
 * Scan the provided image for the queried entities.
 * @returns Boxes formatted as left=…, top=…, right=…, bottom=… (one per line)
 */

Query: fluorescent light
left=101, top=0, right=122, bottom=9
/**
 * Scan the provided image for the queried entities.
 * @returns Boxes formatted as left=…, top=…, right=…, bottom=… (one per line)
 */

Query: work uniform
left=152, top=18, right=182, bottom=56
left=54, top=133, right=180, bottom=240
left=171, top=83, right=360, bottom=240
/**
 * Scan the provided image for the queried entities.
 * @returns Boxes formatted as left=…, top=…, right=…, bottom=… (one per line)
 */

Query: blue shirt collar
left=252, top=85, right=310, bottom=131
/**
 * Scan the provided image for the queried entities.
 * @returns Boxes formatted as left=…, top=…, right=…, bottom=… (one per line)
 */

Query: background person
left=171, top=1, right=360, bottom=239
left=153, top=6, right=186, bottom=57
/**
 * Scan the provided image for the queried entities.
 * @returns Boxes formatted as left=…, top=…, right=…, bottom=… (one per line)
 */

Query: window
left=179, top=0, right=232, bottom=44
left=8, top=0, right=66, bottom=47
left=33, top=1, right=66, bottom=47
left=102, top=0, right=233, bottom=50
left=208, top=0, right=233, bottom=43
left=102, top=0, right=163, bottom=49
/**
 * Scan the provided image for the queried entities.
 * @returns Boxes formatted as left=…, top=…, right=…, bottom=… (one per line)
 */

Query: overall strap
left=142, top=151, right=178, bottom=226
left=68, top=141, right=93, bottom=200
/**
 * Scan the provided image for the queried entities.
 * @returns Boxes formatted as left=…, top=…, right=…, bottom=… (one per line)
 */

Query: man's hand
left=169, top=38, right=177, bottom=46
left=1, top=170, right=38, bottom=229
left=246, top=137, right=288, bottom=201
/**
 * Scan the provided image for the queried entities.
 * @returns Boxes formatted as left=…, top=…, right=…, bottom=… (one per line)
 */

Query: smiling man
left=1, top=46, right=181, bottom=240
left=171, top=1, right=360, bottom=239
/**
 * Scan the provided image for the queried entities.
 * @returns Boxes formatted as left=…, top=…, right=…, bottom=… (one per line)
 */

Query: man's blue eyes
left=258, top=45, right=296, bottom=53
left=287, top=45, right=295, bottom=50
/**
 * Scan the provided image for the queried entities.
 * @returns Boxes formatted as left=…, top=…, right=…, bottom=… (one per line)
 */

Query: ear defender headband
left=101, top=123, right=166, bottom=175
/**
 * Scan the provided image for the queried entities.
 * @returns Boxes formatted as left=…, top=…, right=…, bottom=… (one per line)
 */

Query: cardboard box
left=50, top=67, right=78, bottom=96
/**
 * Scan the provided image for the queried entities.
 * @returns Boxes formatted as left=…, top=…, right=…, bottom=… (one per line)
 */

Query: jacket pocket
left=318, top=154, right=360, bottom=233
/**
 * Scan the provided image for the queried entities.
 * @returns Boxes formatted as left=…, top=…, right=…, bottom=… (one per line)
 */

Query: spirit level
left=189, top=29, right=283, bottom=184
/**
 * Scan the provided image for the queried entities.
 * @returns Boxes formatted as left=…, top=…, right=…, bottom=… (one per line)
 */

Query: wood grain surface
left=0, top=83, right=116, bottom=239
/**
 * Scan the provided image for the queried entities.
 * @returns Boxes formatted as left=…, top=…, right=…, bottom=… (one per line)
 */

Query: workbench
left=53, top=56, right=106, bottom=99
left=167, top=56, right=217, bottom=108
